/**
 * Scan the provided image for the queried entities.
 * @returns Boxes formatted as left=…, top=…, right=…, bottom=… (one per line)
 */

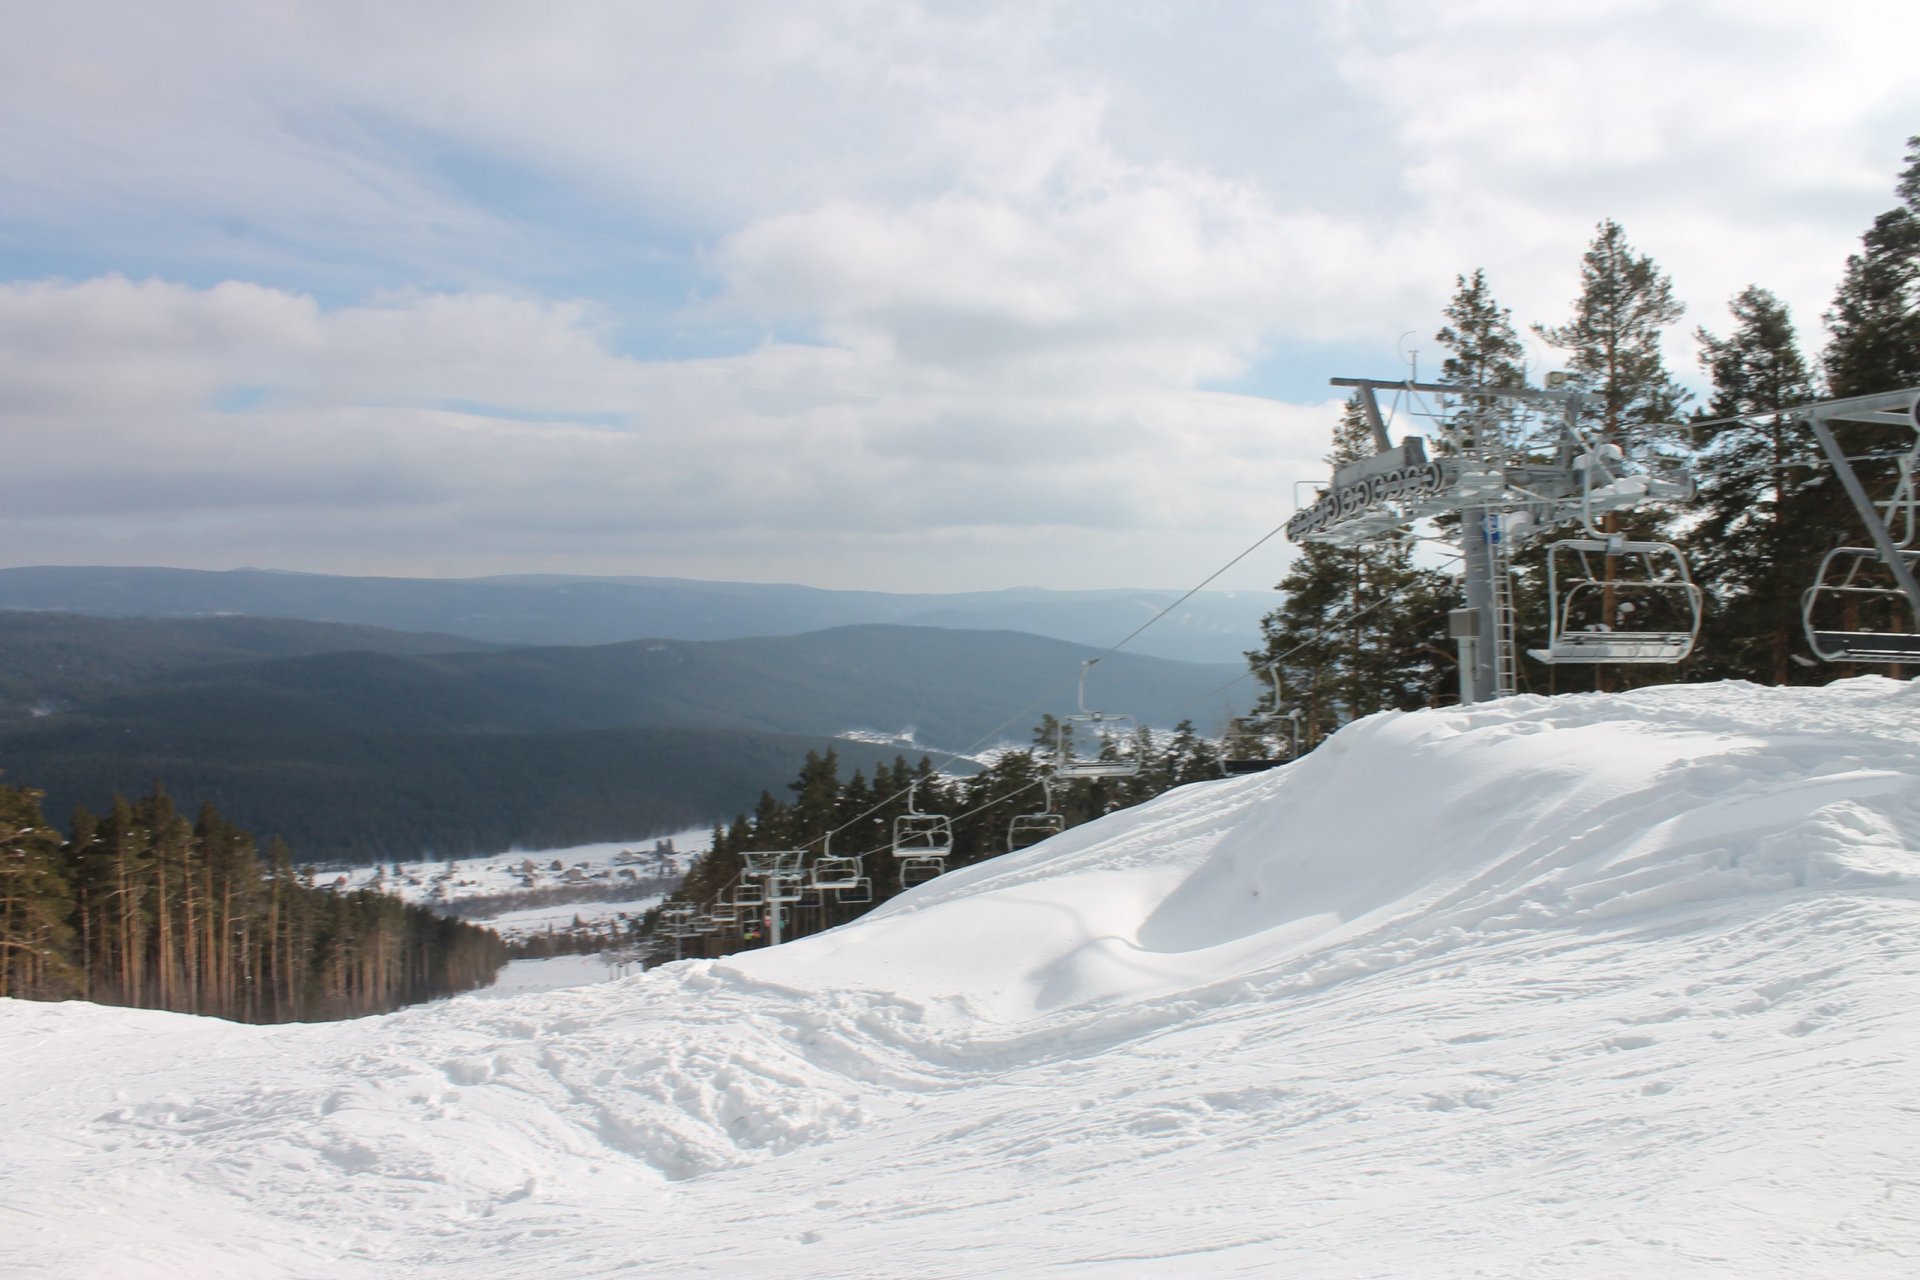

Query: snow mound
left=757, top=677, right=1920, bottom=1021
left=5, top=678, right=1919, bottom=1278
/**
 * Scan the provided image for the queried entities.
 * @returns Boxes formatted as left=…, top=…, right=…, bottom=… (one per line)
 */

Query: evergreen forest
left=0, top=780, right=507, bottom=1020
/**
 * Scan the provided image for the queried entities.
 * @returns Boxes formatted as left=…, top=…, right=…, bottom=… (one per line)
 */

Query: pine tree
left=0, top=783, right=77, bottom=1000
left=1825, top=137, right=1920, bottom=397
left=1437, top=269, right=1528, bottom=391
left=1534, top=219, right=1689, bottom=445
left=1691, top=286, right=1821, bottom=684
left=1532, top=220, right=1690, bottom=691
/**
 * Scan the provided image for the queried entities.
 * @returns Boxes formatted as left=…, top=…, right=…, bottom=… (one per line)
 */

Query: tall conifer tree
left=1691, top=287, right=1820, bottom=684
left=1533, top=221, right=1689, bottom=690
left=1534, top=219, right=1689, bottom=444
left=1825, top=137, right=1920, bottom=397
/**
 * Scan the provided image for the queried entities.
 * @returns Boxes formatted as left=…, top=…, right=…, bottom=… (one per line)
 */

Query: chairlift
left=766, top=873, right=805, bottom=905
left=805, top=834, right=863, bottom=891
left=1802, top=413, right=1920, bottom=662
left=1222, top=663, right=1298, bottom=774
left=659, top=904, right=699, bottom=939
left=837, top=876, right=874, bottom=905
left=1802, top=546, right=1920, bottom=662
left=898, top=856, right=945, bottom=888
left=892, top=780, right=954, bottom=858
left=1006, top=776, right=1065, bottom=852
left=708, top=900, right=739, bottom=928
left=1221, top=717, right=1297, bottom=775
left=1526, top=537, right=1702, bottom=664
left=733, top=880, right=766, bottom=909
left=1056, top=659, right=1142, bottom=779
left=742, top=848, right=804, bottom=876
left=810, top=855, right=864, bottom=891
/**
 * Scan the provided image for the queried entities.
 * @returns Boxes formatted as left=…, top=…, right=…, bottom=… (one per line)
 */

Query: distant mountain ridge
left=0, top=566, right=1278, bottom=664
left=0, top=614, right=1254, bottom=860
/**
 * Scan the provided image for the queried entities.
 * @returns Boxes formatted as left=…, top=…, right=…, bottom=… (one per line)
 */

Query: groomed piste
left=5, top=678, right=1918, bottom=1277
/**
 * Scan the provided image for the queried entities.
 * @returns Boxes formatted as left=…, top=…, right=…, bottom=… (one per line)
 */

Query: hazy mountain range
left=0, top=566, right=1278, bottom=665
left=0, top=608, right=1254, bottom=861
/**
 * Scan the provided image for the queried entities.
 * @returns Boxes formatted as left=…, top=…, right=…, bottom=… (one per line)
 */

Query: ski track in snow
left=4, top=678, right=1920, bottom=1277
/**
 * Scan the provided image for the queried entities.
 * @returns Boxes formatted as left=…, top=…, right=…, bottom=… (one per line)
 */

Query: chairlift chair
left=1221, top=712, right=1288, bottom=774
left=1801, top=418, right=1920, bottom=662
left=1056, top=659, right=1143, bottom=779
left=1802, top=545, right=1920, bottom=662
left=837, top=876, right=875, bottom=905
left=742, top=849, right=805, bottom=879
left=1221, top=663, right=1297, bottom=774
left=1526, top=537, right=1703, bottom=664
left=766, top=873, right=805, bottom=905
left=708, top=900, right=739, bottom=928
left=898, top=856, right=946, bottom=888
left=1006, top=810, right=1066, bottom=850
left=1006, top=776, right=1066, bottom=852
left=892, top=781, right=954, bottom=858
left=810, top=855, right=864, bottom=891
left=733, top=880, right=766, bottom=909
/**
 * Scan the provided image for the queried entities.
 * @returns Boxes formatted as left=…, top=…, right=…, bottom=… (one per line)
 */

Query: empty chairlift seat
left=1803, top=546, right=1920, bottom=663
left=1007, top=776, right=1066, bottom=852
left=1526, top=537, right=1702, bottom=665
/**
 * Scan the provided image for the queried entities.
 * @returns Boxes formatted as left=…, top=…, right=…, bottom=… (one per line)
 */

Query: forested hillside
left=0, top=781, right=506, bottom=1020
left=0, top=612, right=501, bottom=725
left=0, top=621, right=1245, bottom=860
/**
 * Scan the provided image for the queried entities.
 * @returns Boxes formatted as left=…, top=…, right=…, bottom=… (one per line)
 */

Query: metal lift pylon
left=1294, top=375, right=1697, bottom=705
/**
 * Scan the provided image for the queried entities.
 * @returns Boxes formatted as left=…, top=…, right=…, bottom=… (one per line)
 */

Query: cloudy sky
left=4, top=0, right=1918, bottom=594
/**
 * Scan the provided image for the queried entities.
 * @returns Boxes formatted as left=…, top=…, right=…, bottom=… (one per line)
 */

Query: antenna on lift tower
left=1287, top=374, right=1698, bottom=704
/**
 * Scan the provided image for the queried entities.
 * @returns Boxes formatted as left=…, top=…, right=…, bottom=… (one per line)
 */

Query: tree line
left=644, top=722, right=1224, bottom=963
left=1256, top=136, right=1920, bottom=729
left=0, top=780, right=506, bottom=1020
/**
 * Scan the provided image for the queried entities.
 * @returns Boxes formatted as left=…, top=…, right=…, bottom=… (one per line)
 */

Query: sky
left=4, top=0, right=1919, bottom=594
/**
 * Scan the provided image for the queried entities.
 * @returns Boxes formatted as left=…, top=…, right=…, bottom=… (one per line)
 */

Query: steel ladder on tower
left=1489, top=521, right=1517, bottom=697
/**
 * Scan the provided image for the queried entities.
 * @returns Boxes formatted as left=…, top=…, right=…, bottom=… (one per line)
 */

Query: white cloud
left=0, top=277, right=1328, bottom=589
left=4, top=1, right=1920, bottom=591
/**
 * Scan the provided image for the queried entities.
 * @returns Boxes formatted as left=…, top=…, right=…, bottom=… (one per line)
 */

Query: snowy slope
left=4, top=679, right=1919, bottom=1278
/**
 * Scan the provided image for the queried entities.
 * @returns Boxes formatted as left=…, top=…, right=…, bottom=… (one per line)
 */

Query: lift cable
left=794, top=512, right=1299, bottom=859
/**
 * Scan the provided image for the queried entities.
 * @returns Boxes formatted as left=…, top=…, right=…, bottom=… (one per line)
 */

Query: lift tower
left=1287, top=377, right=1698, bottom=705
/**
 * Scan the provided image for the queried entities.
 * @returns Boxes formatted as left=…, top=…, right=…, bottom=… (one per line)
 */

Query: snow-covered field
left=327, top=828, right=711, bottom=942
left=5, top=678, right=1918, bottom=1277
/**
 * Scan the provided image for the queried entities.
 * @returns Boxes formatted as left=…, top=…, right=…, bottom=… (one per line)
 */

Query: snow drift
left=4, top=679, right=1918, bottom=1277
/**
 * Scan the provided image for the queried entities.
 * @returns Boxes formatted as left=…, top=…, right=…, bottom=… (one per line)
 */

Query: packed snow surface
left=6, top=679, right=1920, bottom=1277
